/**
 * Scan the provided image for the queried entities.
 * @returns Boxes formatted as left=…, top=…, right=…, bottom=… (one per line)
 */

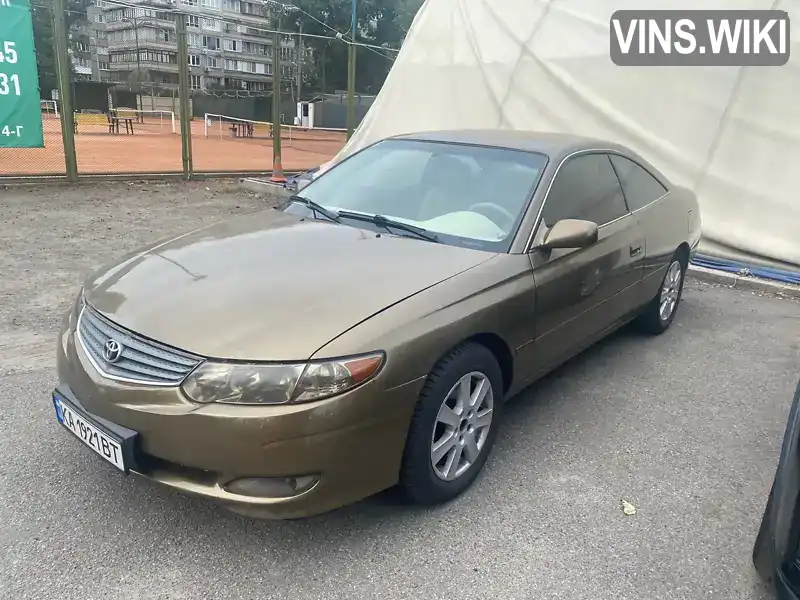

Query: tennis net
left=40, top=99, right=58, bottom=117
left=110, top=108, right=176, bottom=134
left=203, top=113, right=348, bottom=147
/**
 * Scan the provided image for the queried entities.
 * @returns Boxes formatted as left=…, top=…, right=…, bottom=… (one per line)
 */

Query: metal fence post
left=52, top=0, right=78, bottom=181
left=176, top=14, right=193, bottom=179
left=270, top=10, right=285, bottom=182
left=346, top=0, right=357, bottom=140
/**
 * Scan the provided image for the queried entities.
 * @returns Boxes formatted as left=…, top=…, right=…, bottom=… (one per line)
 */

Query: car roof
left=388, top=129, right=632, bottom=161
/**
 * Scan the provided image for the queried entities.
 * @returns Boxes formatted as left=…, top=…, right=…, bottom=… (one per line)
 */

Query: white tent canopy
left=336, top=0, right=800, bottom=269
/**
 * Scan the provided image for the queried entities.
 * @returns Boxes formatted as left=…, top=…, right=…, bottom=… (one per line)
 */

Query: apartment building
left=92, top=0, right=299, bottom=92
left=69, top=6, right=111, bottom=82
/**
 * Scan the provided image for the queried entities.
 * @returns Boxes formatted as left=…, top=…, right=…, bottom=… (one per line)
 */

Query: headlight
left=66, top=287, right=85, bottom=331
left=181, top=352, right=385, bottom=405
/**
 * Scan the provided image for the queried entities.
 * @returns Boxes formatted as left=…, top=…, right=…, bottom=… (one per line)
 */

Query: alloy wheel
left=659, top=260, right=683, bottom=321
left=430, top=371, right=494, bottom=481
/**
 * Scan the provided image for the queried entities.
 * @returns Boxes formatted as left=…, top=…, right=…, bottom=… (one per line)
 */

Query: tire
left=399, top=342, right=504, bottom=505
left=635, top=250, right=687, bottom=335
left=751, top=478, right=776, bottom=581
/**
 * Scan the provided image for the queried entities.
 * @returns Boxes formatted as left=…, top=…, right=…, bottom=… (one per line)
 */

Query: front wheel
left=399, top=342, right=504, bottom=505
left=635, top=252, right=686, bottom=334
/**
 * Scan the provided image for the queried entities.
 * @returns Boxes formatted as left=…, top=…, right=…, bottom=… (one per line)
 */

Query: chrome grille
left=77, top=306, right=203, bottom=386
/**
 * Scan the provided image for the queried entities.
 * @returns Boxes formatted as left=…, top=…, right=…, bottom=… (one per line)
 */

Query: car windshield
left=285, top=138, right=548, bottom=252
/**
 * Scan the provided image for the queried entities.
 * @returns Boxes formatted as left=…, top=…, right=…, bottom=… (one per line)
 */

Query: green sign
left=0, top=0, right=44, bottom=147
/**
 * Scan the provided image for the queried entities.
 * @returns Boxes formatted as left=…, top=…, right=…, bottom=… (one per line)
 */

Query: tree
left=396, top=0, right=424, bottom=31
left=32, top=3, right=57, bottom=94
left=32, top=0, right=94, bottom=95
left=286, top=0, right=423, bottom=96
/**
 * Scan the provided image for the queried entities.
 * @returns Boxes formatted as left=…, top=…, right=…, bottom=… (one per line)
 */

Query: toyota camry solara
left=53, top=130, right=701, bottom=519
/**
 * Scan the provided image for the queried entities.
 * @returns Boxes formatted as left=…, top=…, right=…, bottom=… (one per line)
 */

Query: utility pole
left=270, top=7, right=285, bottom=182
left=295, top=22, right=302, bottom=105
left=134, top=16, right=141, bottom=112
left=52, top=0, right=78, bottom=181
left=176, top=14, right=193, bottom=179
left=346, top=0, right=357, bottom=140
left=133, top=15, right=141, bottom=76
left=321, top=43, right=327, bottom=95
left=122, top=15, right=142, bottom=109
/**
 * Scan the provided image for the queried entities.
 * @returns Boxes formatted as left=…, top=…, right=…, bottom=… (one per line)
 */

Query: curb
left=240, top=177, right=294, bottom=198
left=688, top=265, right=800, bottom=299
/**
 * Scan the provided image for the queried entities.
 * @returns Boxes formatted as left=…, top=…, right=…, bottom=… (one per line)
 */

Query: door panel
left=529, top=213, right=644, bottom=374
left=523, top=152, right=646, bottom=377
left=633, top=198, right=676, bottom=305
left=608, top=152, right=677, bottom=306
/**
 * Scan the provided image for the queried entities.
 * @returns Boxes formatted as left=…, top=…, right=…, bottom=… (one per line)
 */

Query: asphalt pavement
left=2, top=181, right=799, bottom=600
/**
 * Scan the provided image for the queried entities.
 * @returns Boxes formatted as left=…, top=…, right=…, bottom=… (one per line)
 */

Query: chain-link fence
left=0, top=1, right=349, bottom=182
left=0, top=102, right=67, bottom=177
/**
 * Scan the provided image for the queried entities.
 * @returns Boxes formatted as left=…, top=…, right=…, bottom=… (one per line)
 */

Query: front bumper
left=55, top=322, right=422, bottom=519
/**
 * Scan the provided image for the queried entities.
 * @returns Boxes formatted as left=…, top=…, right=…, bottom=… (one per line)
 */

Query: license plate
left=53, top=395, right=126, bottom=472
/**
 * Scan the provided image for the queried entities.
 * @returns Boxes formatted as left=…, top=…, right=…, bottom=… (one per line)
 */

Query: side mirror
left=538, top=219, right=598, bottom=250
left=296, top=178, right=311, bottom=192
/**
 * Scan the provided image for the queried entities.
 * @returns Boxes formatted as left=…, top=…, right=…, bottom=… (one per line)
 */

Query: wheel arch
left=429, top=332, right=515, bottom=397
left=676, top=241, right=691, bottom=267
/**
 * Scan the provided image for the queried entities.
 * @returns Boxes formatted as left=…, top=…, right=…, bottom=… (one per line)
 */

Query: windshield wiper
left=288, top=195, right=340, bottom=223
left=337, top=211, right=439, bottom=243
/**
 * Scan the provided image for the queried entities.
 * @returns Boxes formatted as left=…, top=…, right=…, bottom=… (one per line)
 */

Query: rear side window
left=542, top=153, right=628, bottom=227
left=608, top=154, right=668, bottom=211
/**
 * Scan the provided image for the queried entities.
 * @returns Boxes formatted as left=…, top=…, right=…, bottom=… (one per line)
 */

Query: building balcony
left=103, top=19, right=176, bottom=32
left=108, top=39, right=178, bottom=52
left=222, top=71, right=273, bottom=82
left=137, top=0, right=177, bottom=8
left=242, top=50, right=273, bottom=60
left=216, top=47, right=273, bottom=60
left=108, top=61, right=180, bottom=73
left=230, top=11, right=270, bottom=25
left=187, top=45, right=224, bottom=55
left=109, top=80, right=179, bottom=90
left=100, top=0, right=176, bottom=11
left=223, top=27, right=273, bottom=42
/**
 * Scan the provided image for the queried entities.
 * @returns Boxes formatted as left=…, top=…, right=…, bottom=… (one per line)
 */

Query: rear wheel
left=399, top=342, right=504, bottom=505
left=752, top=479, right=777, bottom=581
left=635, top=250, right=687, bottom=334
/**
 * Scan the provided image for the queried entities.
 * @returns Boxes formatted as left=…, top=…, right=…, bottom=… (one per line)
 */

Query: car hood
left=83, top=209, right=495, bottom=361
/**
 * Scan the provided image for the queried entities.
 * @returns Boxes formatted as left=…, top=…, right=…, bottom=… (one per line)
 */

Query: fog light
left=224, top=475, right=319, bottom=498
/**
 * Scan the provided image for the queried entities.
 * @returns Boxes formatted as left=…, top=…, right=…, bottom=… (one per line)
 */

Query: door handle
left=630, top=244, right=642, bottom=257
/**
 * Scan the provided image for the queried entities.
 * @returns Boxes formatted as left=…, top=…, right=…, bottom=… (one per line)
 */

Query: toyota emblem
left=103, top=339, right=123, bottom=363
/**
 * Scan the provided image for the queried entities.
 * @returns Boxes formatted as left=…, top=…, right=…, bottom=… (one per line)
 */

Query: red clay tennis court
left=0, top=114, right=346, bottom=177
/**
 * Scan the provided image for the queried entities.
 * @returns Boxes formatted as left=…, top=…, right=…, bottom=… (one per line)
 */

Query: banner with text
left=0, top=0, right=44, bottom=148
